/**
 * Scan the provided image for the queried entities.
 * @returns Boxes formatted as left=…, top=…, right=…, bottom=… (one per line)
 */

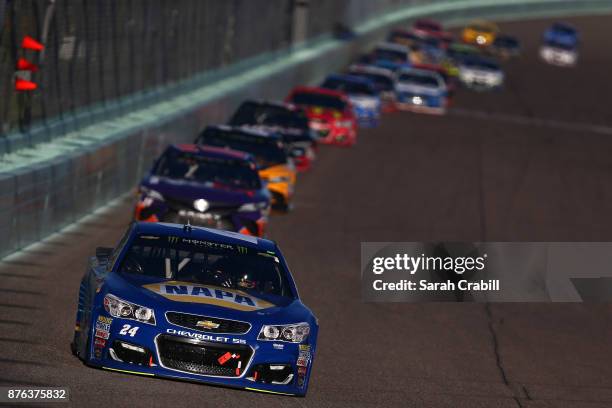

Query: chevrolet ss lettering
left=166, top=329, right=247, bottom=344
left=72, top=223, right=318, bottom=396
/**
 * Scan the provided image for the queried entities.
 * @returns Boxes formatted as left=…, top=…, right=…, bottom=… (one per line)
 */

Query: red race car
left=412, top=18, right=454, bottom=45
left=285, top=86, right=357, bottom=147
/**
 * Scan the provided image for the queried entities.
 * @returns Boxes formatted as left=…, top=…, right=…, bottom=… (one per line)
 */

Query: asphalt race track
left=2, top=15, right=612, bottom=408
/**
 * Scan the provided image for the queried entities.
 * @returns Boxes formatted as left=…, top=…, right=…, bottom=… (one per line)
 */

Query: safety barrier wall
left=1, top=0, right=611, bottom=258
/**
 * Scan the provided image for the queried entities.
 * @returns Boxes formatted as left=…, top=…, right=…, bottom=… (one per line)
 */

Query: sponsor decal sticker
left=143, top=281, right=274, bottom=311
left=96, top=321, right=111, bottom=331
left=97, top=316, right=113, bottom=324
left=272, top=343, right=284, bottom=350
left=95, top=328, right=110, bottom=339
left=297, top=349, right=311, bottom=367
left=94, top=338, right=106, bottom=347
left=297, top=366, right=308, bottom=387
left=166, top=328, right=246, bottom=344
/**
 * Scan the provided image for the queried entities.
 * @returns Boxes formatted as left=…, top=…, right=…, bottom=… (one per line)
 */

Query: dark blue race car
left=72, top=222, right=318, bottom=396
left=134, top=144, right=270, bottom=237
left=543, top=22, right=579, bottom=48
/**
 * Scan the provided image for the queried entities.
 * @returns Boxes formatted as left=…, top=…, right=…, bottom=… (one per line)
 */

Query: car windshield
left=374, top=48, right=408, bottom=63
left=154, top=149, right=261, bottom=190
left=495, top=36, right=518, bottom=47
left=118, top=234, right=294, bottom=301
left=290, top=92, right=346, bottom=111
left=470, top=24, right=494, bottom=33
left=322, top=78, right=376, bottom=96
left=196, top=129, right=287, bottom=168
left=389, top=31, right=415, bottom=43
left=544, top=40, right=575, bottom=51
left=552, top=24, right=575, bottom=35
left=463, top=58, right=499, bottom=71
left=447, top=47, right=479, bottom=61
left=421, top=37, right=441, bottom=48
left=416, top=21, right=440, bottom=32
left=350, top=72, right=394, bottom=92
left=229, top=103, right=309, bottom=131
left=398, top=72, right=440, bottom=87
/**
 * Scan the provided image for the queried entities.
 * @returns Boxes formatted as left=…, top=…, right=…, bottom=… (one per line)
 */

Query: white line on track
left=449, top=108, right=612, bottom=135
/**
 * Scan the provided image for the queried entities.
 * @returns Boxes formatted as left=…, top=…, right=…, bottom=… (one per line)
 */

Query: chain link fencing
left=0, top=0, right=422, bottom=143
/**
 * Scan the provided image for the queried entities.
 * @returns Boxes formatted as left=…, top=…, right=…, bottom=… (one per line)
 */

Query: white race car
left=458, top=56, right=504, bottom=90
left=540, top=41, right=578, bottom=67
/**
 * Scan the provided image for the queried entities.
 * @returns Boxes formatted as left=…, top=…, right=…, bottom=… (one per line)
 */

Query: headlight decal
left=258, top=323, right=310, bottom=343
left=104, top=294, right=156, bottom=325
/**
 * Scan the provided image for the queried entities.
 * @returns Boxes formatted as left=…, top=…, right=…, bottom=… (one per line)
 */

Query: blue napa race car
left=543, top=22, right=579, bottom=48
left=321, top=74, right=381, bottom=126
left=72, top=222, right=319, bottom=396
left=134, top=144, right=270, bottom=237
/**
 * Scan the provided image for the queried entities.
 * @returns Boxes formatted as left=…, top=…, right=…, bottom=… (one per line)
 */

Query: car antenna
left=183, top=219, right=193, bottom=233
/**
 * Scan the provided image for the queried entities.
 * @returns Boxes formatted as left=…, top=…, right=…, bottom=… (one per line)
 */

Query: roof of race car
left=289, top=85, right=348, bottom=99
left=324, top=73, right=375, bottom=86
left=169, top=144, right=253, bottom=161
left=204, top=124, right=282, bottom=140
left=375, top=42, right=410, bottom=53
left=242, top=99, right=299, bottom=112
left=132, top=221, right=277, bottom=252
left=413, top=18, right=442, bottom=30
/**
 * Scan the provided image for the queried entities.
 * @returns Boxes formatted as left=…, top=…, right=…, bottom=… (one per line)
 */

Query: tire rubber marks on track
left=485, top=304, right=530, bottom=408
left=450, top=108, right=612, bottom=136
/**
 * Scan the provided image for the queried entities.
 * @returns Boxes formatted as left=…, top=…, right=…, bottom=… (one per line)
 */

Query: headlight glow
left=193, top=198, right=209, bottom=213
left=258, top=323, right=310, bottom=343
left=103, top=294, right=156, bottom=325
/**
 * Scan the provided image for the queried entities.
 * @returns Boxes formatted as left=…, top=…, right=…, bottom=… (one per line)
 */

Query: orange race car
left=461, top=20, right=499, bottom=46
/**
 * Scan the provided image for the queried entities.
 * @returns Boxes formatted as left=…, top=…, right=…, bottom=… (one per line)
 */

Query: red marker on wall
left=21, top=36, right=44, bottom=51
left=15, top=77, right=37, bottom=91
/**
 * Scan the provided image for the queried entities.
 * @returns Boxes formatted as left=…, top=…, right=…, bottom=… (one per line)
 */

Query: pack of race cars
left=72, top=17, right=580, bottom=397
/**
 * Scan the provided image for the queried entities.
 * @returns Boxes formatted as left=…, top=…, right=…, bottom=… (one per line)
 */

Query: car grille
left=166, top=312, right=251, bottom=334
left=157, top=335, right=253, bottom=377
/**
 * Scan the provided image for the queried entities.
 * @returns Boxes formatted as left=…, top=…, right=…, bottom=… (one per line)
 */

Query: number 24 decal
left=119, top=324, right=139, bottom=337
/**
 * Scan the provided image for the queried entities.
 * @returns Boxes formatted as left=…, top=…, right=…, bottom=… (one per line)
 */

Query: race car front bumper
left=87, top=313, right=314, bottom=396
left=396, top=94, right=447, bottom=115
left=310, top=121, right=356, bottom=147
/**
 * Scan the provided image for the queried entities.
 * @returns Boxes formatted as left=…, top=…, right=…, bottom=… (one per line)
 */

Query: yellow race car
left=196, top=125, right=297, bottom=212
left=461, top=20, right=499, bottom=46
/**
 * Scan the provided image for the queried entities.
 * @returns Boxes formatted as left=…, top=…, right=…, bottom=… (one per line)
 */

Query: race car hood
left=240, top=124, right=314, bottom=144
left=106, top=273, right=296, bottom=314
left=460, top=66, right=502, bottom=77
left=395, top=82, right=444, bottom=97
left=349, top=95, right=380, bottom=110
left=142, top=175, right=267, bottom=207
left=258, top=164, right=295, bottom=184
left=304, top=106, right=346, bottom=122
